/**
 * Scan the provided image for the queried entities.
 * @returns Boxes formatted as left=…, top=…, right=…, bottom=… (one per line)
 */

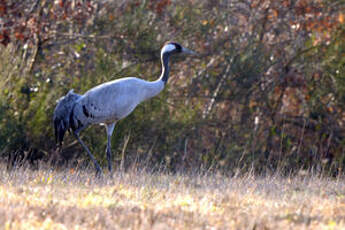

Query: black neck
left=161, top=52, right=170, bottom=84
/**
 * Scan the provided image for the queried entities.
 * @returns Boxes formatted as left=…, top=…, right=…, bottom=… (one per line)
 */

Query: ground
left=0, top=165, right=344, bottom=229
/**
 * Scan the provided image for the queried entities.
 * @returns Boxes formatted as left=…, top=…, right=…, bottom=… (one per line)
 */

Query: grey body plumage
left=53, top=42, right=196, bottom=175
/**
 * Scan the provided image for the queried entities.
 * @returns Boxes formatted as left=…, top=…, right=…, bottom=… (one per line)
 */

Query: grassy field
left=0, top=165, right=344, bottom=230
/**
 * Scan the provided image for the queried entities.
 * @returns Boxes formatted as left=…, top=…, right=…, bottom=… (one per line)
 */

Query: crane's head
left=161, top=42, right=197, bottom=57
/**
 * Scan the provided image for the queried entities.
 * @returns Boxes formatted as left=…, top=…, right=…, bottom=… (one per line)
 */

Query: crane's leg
left=106, top=123, right=116, bottom=174
left=73, top=132, right=103, bottom=176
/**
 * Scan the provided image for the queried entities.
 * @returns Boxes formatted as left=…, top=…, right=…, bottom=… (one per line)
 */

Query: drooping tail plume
left=53, top=90, right=81, bottom=145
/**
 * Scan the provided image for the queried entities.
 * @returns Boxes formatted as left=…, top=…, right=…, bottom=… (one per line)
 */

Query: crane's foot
left=108, top=170, right=114, bottom=180
left=108, top=163, right=112, bottom=172
left=95, top=171, right=103, bottom=179
left=95, top=166, right=103, bottom=179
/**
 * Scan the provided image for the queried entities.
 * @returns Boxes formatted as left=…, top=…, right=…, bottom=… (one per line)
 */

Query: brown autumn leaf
left=305, top=94, right=310, bottom=101
left=268, top=9, right=279, bottom=20
left=0, top=5, right=6, bottom=16
left=14, top=32, right=25, bottom=40
left=338, top=13, right=344, bottom=24
left=109, top=14, right=115, bottom=21
left=59, top=0, right=64, bottom=8
left=0, top=31, right=10, bottom=46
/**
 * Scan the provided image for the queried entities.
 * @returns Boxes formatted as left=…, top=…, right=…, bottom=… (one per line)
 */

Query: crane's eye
left=172, top=43, right=182, bottom=52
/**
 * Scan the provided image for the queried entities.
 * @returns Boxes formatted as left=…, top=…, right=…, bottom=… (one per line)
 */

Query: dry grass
left=0, top=164, right=344, bottom=230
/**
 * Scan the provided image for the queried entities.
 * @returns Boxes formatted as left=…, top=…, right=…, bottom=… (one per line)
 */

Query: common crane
left=53, top=42, right=196, bottom=175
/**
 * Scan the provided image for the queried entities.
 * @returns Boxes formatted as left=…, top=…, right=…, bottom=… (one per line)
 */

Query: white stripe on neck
left=161, top=44, right=176, bottom=57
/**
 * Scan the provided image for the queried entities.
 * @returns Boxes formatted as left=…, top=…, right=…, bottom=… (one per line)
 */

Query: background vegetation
left=0, top=0, right=344, bottom=175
